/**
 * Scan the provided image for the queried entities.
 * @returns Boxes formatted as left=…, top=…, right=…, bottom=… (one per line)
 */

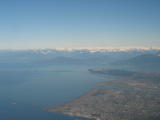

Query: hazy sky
left=0, top=0, right=160, bottom=49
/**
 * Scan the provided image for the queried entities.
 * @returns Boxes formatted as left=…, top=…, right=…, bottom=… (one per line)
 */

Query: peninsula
left=46, top=69, right=160, bottom=120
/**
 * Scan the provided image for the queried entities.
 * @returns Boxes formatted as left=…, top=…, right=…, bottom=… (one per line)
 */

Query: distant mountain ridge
left=127, top=54, right=160, bottom=64
left=0, top=49, right=160, bottom=67
left=113, top=53, right=160, bottom=70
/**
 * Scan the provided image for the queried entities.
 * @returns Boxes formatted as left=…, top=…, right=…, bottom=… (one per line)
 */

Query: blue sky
left=0, top=0, right=160, bottom=49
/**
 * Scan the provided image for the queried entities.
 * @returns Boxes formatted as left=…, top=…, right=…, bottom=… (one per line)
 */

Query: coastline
left=46, top=79, right=160, bottom=120
left=45, top=69, right=160, bottom=120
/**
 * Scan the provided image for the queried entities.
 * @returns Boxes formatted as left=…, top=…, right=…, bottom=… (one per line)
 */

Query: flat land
left=46, top=70, right=160, bottom=120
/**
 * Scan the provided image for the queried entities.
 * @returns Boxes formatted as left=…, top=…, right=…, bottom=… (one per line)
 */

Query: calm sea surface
left=0, top=65, right=110, bottom=120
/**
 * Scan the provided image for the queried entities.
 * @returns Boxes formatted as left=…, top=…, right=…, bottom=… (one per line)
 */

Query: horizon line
left=0, top=46, right=160, bottom=51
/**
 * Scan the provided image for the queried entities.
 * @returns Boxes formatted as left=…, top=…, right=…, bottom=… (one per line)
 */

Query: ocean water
left=0, top=65, right=108, bottom=120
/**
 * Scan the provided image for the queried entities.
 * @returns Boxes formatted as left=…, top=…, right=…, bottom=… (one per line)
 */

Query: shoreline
left=45, top=69, right=160, bottom=120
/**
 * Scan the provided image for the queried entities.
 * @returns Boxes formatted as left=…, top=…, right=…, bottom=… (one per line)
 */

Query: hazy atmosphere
left=0, top=0, right=160, bottom=49
left=1, top=1, right=160, bottom=120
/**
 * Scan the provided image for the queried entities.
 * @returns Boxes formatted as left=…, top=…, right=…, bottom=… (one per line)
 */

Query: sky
left=0, top=0, right=160, bottom=49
